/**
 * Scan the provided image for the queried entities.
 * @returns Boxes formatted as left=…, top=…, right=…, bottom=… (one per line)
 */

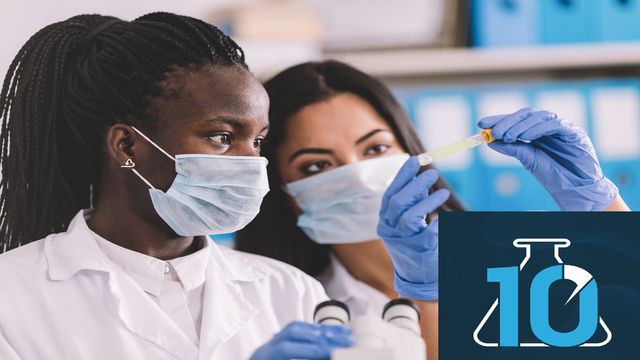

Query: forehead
left=148, top=65, right=269, bottom=128
left=283, top=92, right=391, bottom=146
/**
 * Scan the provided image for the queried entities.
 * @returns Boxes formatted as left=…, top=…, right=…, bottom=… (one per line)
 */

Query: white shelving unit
left=323, top=43, right=640, bottom=85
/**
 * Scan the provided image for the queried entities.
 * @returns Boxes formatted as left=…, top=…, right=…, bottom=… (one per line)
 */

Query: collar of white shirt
left=91, top=226, right=210, bottom=296
left=42, top=209, right=269, bottom=359
left=44, top=209, right=265, bottom=283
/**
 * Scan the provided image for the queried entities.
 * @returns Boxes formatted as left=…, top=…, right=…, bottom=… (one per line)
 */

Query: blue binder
left=471, top=85, right=558, bottom=210
left=601, top=0, right=640, bottom=42
left=472, top=0, right=540, bottom=47
left=408, top=89, right=484, bottom=209
left=587, top=79, right=640, bottom=210
left=540, top=0, right=596, bottom=44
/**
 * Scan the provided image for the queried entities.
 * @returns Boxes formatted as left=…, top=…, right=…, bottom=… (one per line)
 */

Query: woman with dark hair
left=236, top=60, right=628, bottom=359
left=0, top=14, right=354, bottom=360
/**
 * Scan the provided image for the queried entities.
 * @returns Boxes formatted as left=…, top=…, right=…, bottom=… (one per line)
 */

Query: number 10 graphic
left=473, top=239, right=612, bottom=348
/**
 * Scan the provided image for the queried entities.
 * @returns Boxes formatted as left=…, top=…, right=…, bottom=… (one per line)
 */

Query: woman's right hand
left=377, top=157, right=450, bottom=301
left=478, top=107, right=619, bottom=211
left=249, top=321, right=353, bottom=360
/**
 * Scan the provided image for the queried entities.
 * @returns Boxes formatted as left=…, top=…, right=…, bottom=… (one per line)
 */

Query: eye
left=208, top=132, right=232, bottom=146
left=254, top=136, right=266, bottom=149
left=301, top=160, right=332, bottom=175
left=365, top=144, right=390, bottom=156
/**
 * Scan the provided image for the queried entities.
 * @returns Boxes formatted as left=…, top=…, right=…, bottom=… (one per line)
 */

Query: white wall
left=0, top=0, right=248, bottom=77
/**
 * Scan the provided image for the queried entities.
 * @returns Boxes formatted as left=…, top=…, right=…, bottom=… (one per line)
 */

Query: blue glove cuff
left=552, top=177, right=619, bottom=211
left=393, top=270, right=438, bottom=301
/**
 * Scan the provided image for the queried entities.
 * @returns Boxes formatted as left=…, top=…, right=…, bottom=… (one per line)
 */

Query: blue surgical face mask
left=285, top=153, right=410, bottom=244
left=128, top=127, right=270, bottom=236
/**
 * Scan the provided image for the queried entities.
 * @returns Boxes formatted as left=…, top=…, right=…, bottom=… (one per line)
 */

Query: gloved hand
left=377, top=157, right=450, bottom=301
left=478, top=107, right=618, bottom=211
left=249, top=321, right=353, bottom=360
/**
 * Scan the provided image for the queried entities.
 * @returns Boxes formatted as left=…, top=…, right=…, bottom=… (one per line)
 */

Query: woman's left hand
left=377, top=157, right=450, bottom=301
left=478, top=107, right=618, bottom=211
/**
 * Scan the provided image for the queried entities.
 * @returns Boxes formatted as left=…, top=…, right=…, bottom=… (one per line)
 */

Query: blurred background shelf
left=323, top=43, right=640, bottom=85
left=2, top=0, right=640, bottom=213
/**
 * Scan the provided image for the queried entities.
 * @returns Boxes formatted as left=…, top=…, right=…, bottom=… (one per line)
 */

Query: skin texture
left=87, top=64, right=270, bottom=260
left=275, top=92, right=438, bottom=359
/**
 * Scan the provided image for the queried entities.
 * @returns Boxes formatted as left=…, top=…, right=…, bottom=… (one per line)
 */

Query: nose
left=335, top=153, right=360, bottom=167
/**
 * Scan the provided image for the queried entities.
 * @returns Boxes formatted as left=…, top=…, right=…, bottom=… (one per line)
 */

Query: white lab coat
left=0, top=211, right=328, bottom=360
left=316, top=255, right=391, bottom=317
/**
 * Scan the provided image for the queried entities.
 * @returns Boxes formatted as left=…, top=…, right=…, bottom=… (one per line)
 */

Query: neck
left=87, top=190, right=197, bottom=261
left=331, top=240, right=397, bottom=299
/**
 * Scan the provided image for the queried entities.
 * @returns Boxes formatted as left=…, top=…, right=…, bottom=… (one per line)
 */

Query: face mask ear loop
left=131, top=168, right=156, bottom=190
left=121, top=158, right=157, bottom=189
left=130, top=126, right=176, bottom=162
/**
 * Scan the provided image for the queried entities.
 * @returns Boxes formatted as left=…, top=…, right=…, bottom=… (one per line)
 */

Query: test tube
left=417, top=128, right=495, bottom=166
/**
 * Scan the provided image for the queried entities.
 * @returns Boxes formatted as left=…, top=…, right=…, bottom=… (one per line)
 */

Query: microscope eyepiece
left=314, top=300, right=351, bottom=325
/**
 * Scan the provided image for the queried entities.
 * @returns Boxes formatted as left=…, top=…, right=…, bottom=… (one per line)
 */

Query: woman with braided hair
left=0, top=13, right=353, bottom=359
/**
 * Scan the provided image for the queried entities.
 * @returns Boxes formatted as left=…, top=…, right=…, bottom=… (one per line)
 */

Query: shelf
left=324, top=43, right=640, bottom=81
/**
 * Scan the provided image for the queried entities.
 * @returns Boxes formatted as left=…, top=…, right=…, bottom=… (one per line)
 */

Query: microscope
left=314, top=299, right=426, bottom=360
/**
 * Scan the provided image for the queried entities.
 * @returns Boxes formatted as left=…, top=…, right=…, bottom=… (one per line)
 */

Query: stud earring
left=120, top=158, right=135, bottom=169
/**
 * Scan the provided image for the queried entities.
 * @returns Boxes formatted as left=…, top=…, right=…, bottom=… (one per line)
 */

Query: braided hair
left=0, top=12, right=248, bottom=253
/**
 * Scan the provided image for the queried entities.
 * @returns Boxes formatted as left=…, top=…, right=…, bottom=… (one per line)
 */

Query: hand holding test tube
left=477, top=107, right=618, bottom=210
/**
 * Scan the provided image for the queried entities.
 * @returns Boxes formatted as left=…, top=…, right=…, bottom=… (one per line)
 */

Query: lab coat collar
left=45, top=210, right=267, bottom=283
left=92, top=231, right=211, bottom=296
left=45, top=210, right=111, bottom=280
left=208, top=241, right=267, bottom=282
left=91, top=230, right=169, bottom=296
left=170, top=237, right=211, bottom=292
left=44, top=210, right=265, bottom=359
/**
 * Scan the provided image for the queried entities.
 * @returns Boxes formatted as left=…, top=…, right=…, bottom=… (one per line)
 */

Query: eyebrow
left=206, top=117, right=269, bottom=132
left=288, top=148, right=334, bottom=163
left=208, top=116, right=245, bottom=128
left=355, top=129, right=390, bottom=145
left=287, top=129, right=391, bottom=163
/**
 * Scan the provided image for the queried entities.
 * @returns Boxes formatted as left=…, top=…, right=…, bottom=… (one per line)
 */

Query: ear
left=105, top=124, right=138, bottom=167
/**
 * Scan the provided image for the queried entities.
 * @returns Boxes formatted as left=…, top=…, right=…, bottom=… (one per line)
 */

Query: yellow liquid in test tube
left=417, top=129, right=495, bottom=166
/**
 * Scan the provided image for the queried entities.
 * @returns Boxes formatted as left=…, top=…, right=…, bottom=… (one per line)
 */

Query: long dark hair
left=235, top=60, right=464, bottom=276
left=0, top=13, right=247, bottom=253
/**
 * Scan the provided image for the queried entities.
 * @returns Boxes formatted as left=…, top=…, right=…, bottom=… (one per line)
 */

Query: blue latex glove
left=478, top=107, right=618, bottom=211
left=249, top=321, right=353, bottom=360
left=377, top=157, right=450, bottom=301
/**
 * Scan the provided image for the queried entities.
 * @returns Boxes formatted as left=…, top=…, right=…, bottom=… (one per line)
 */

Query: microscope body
left=314, top=299, right=427, bottom=360
left=331, top=315, right=426, bottom=360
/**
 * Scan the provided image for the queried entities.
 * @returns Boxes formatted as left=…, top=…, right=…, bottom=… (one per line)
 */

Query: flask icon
left=473, top=238, right=612, bottom=347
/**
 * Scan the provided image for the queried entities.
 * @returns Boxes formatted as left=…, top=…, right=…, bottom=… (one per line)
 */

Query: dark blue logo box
left=439, top=212, right=640, bottom=359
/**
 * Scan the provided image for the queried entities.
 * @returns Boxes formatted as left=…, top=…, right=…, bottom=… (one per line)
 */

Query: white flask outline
left=473, top=238, right=612, bottom=348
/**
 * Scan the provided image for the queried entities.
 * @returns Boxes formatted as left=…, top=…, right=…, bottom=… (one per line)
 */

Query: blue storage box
left=600, top=0, right=640, bottom=42
left=540, top=0, right=597, bottom=44
left=587, top=79, right=640, bottom=210
left=472, top=0, right=540, bottom=47
left=412, top=90, right=483, bottom=207
left=481, top=167, right=558, bottom=210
